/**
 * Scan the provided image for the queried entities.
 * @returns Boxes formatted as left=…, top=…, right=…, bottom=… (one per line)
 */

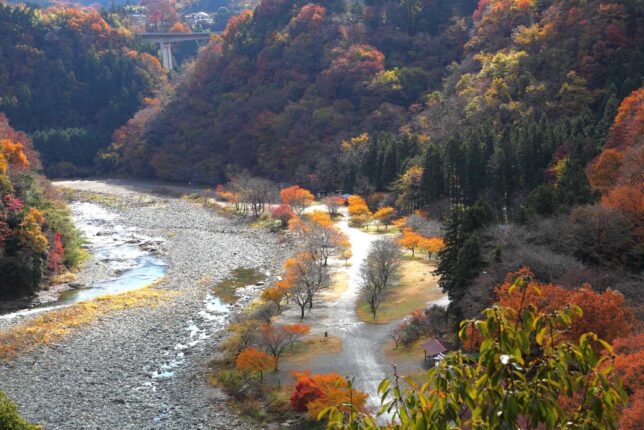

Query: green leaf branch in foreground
left=321, top=276, right=627, bottom=429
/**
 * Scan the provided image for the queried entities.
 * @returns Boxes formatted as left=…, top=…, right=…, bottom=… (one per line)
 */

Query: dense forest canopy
left=104, top=0, right=642, bottom=200
left=0, top=4, right=164, bottom=177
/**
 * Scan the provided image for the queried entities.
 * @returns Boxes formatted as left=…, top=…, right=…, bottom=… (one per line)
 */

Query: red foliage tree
left=271, top=204, right=295, bottom=227
left=47, top=232, right=65, bottom=274
left=613, top=333, right=644, bottom=430
left=290, top=375, right=324, bottom=412
left=496, top=267, right=635, bottom=344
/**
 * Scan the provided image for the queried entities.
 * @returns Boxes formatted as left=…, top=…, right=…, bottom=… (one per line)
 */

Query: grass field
left=0, top=278, right=175, bottom=360
left=283, top=335, right=343, bottom=365
left=356, top=258, right=443, bottom=324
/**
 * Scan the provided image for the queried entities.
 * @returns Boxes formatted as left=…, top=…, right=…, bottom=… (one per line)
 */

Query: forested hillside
left=0, top=4, right=164, bottom=177
left=101, top=0, right=478, bottom=181
left=0, top=114, right=83, bottom=298
left=103, top=0, right=643, bottom=320
left=105, top=0, right=642, bottom=198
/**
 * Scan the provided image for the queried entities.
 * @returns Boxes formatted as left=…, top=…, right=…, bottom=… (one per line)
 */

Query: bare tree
left=283, top=252, right=330, bottom=319
left=303, top=221, right=348, bottom=266
left=228, top=171, right=277, bottom=217
left=389, top=322, right=406, bottom=349
left=322, top=195, right=345, bottom=219
left=360, top=237, right=402, bottom=319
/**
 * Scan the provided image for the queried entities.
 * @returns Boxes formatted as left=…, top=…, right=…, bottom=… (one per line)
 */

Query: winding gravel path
left=0, top=180, right=288, bottom=429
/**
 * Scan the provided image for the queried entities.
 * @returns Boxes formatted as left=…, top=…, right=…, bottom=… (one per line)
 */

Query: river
left=1, top=200, right=168, bottom=320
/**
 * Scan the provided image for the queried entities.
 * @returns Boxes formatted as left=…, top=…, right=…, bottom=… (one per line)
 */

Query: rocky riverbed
left=0, top=180, right=290, bottom=429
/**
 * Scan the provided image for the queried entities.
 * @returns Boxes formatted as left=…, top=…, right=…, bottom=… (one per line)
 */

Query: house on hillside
left=422, top=339, right=451, bottom=367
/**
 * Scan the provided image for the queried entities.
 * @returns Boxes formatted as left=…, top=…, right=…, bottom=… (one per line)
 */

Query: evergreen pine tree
left=420, top=143, right=444, bottom=204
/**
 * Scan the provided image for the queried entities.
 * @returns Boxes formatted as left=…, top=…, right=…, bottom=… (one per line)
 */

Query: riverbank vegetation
left=0, top=115, right=85, bottom=299
left=0, top=278, right=174, bottom=360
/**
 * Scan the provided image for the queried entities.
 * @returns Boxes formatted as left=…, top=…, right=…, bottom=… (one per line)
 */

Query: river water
left=0, top=200, right=168, bottom=320
left=58, top=201, right=167, bottom=303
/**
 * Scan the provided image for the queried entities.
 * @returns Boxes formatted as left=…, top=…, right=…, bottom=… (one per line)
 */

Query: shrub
left=271, top=204, right=295, bottom=228
left=0, top=390, right=40, bottom=430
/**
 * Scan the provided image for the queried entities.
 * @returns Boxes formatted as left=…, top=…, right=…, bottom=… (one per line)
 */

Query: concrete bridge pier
left=159, top=40, right=173, bottom=70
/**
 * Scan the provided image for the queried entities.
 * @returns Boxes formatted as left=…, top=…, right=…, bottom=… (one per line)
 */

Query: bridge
left=138, top=32, right=212, bottom=70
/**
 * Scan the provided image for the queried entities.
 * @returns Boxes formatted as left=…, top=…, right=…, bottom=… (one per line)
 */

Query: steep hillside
left=0, top=114, right=83, bottom=298
left=0, top=4, right=164, bottom=177
left=103, top=0, right=477, bottom=183
left=105, top=0, right=642, bottom=199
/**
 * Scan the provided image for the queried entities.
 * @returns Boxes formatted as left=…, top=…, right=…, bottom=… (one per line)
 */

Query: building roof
left=421, top=339, right=450, bottom=356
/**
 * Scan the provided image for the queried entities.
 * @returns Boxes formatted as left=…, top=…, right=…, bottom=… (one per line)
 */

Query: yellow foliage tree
left=0, top=139, right=29, bottom=170
left=261, top=285, right=287, bottom=311
left=19, top=208, right=47, bottom=254
left=347, top=195, right=372, bottom=228
left=419, top=236, right=445, bottom=259
left=373, top=207, right=396, bottom=231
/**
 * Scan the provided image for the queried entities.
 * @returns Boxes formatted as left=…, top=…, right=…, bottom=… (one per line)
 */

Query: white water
left=0, top=201, right=167, bottom=320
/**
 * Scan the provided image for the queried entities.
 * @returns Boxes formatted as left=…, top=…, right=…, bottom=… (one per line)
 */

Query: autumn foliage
left=613, top=333, right=644, bottom=430
left=347, top=195, right=371, bottom=227
left=280, top=186, right=314, bottom=215
left=235, top=348, right=275, bottom=379
left=271, top=204, right=295, bottom=228
left=0, top=114, right=79, bottom=297
left=290, top=371, right=368, bottom=419
left=373, top=207, right=396, bottom=230
left=398, top=228, right=423, bottom=256
left=496, top=267, right=635, bottom=344
left=260, top=322, right=310, bottom=369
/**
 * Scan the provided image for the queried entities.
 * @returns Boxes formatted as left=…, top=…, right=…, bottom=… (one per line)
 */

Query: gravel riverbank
left=0, top=180, right=290, bottom=429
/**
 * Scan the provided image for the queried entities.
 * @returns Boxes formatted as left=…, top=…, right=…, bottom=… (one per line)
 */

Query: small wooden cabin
left=422, top=339, right=451, bottom=367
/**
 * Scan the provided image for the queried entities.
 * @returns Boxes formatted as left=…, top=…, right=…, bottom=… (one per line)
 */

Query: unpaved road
left=0, top=179, right=288, bottom=429
left=280, top=210, right=396, bottom=411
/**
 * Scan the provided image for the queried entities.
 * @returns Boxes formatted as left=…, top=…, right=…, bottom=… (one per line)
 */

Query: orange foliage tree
left=235, top=347, right=275, bottom=379
left=601, top=184, right=644, bottom=241
left=280, top=185, right=314, bottom=215
left=347, top=195, right=372, bottom=227
left=613, top=334, right=644, bottom=430
left=496, top=267, right=635, bottom=344
left=398, top=228, right=423, bottom=257
left=588, top=88, right=643, bottom=198
left=290, top=371, right=368, bottom=419
left=606, top=88, right=643, bottom=152
left=261, top=285, right=288, bottom=311
left=260, top=322, right=310, bottom=369
left=373, top=207, right=396, bottom=231
left=588, top=148, right=624, bottom=191
left=419, top=236, right=445, bottom=259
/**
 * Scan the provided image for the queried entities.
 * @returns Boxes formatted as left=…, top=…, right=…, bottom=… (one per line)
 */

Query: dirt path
left=279, top=210, right=396, bottom=411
